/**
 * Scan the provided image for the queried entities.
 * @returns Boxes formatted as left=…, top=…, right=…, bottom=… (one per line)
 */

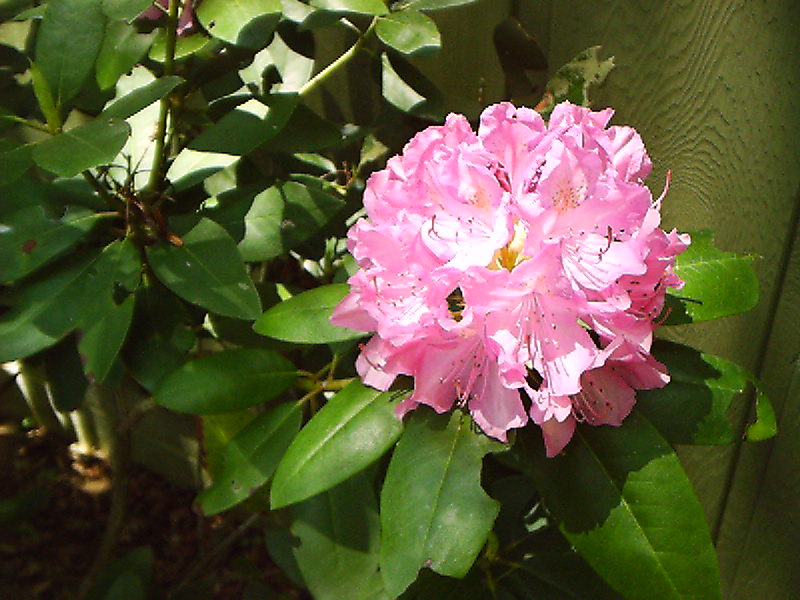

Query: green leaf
left=76, top=239, right=141, bottom=383
left=146, top=217, right=262, bottom=320
left=503, top=552, right=620, bottom=600
left=270, top=381, right=406, bottom=508
left=537, top=45, right=614, bottom=118
left=380, top=52, right=444, bottom=120
left=102, top=0, right=153, bottom=21
left=122, top=280, right=196, bottom=392
left=259, top=104, right=345, bottom=153
left=376, top=10, right=440, bottom=56
left=0, top=253, right=95, bottom=361
left=35, top=0, right=106, bottom=107
left=0, top=143, right=35, bottom=186
left=510, top=412, right=721, bottom=600
left=235, top=181, right=343, bottom=262
left=637, top=340, right=748, bottom=445
left=165, top=149, right=240, bottom=191
left=85, top=547, right=154, bottom=600
left=202, top=411, right=256, bottom=479
left=665, top=230, right=759, bottom=324
left=196, top=0, right=282, bottom=48
left=254, top=283, right=364, bottom=344
left=96, top=21, right=155, bottom=90
left=153, top=348, right=296, bottom=414
left=0, top=205, right=103, bottom=282
left=101, top=76, right=183, bottom=120
left=33, top=118, right=131, bottom=177
left=393, top=0, right=483, bottom=10
left=149, top=30, right=213, bottom=61
left=291, top=471, right=383, bottom=600
left=198, top=401, right=302, bottom=515
left=43, top=336, right=89, bottom=412
left=380, top=410, right=503, bottom=597
left=746, top=389, right=777, bottom=442
left=29, top=60, right=60, bottom=131
left=309, top=0, right=388, bottom=16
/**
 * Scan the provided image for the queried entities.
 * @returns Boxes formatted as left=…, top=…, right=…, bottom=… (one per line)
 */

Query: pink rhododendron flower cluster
left=331, top=102, right=690, bottom=456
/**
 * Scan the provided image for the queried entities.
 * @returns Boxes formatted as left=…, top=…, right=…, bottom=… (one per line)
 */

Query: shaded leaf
left=310, top=0, right=387, bottom=15
left=291, top=471, right=383, bottom=600
left=102, top=0, right=153, bottom=21
left=254, top=283, right=364, bottom=344
left=33, top=118, right=131, bottom=177
left=101, top=76, right=183, bottom=120
left=196, top=0, right=282, bottom=48
left=96, top=21, right=155, bottom=90
left=380, top=52, right=444, bottom=120
left=153, top=348, right=296, bottom=414
left=43, top=335, right=89, bottom=412
left=270, top=381, right=406, bottom=508
left=202, top=411, right=257, bottom=480
left=0, top=142, right=34, bottom=186
left=665, top=230, right=759, bottom=324
left=376, top=10, right=440, bottom=56
left=508, top=412, right=721, bottom=600
left=0, top=205, right=103, bottom=282
left=380, top=409, right=503, bottom=597
left=146, top=217, right=262, bottom=320
left=198, top=401, right=302, bottom=515
left=29, top=60, right=60, bottom=131
left=35, top=0, right=106, bottom=106
left=393, top=0, right=482, bottom=10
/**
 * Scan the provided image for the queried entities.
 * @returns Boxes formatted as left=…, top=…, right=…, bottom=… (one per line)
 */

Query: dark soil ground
left=0, top=424, right=309, bottom=600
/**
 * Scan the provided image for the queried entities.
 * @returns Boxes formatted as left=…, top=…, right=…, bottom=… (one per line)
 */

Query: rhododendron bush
left=0, top=1, right=773, bottom=599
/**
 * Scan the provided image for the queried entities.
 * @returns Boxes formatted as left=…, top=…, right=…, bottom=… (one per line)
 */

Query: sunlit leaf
left=380, top=52, right=444, bottom=120
left=101, top=76, right=183, bottom=120
left=33, top=118, right=131, bottom=177
left=536, top=45, right=614, bottom=118
left=310, top=0, right=388, bottom=16
left=270, top=381, right=406, bottom=508
left=392, top=0, right=482, bottom=10
left=746, top=389, right=777, bottom=442
left=96, top=21, right=155, bottom=90
left=376, top=10, right=440, bottom=56
left=196, top=0, right=282, bottom=48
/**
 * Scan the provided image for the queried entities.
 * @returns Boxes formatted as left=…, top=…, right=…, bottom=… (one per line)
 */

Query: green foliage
left=32, top=118, right=131, bottom=177
left=376, top=10, right=441, bottom=56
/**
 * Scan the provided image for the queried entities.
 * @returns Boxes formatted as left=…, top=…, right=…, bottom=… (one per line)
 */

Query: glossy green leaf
left=259, top=105, right=345, bottom=153
left=196, top=0, right=282, bottom=48
left=270, top=381, right=406, bottom=508
left=511, top=412, right=722, bottom=600
left=29, top=61, right=60, bottom=131
left=153, top=348, right=296, bottom=414
left=102, top=0, right=153, bottom=21
left=291, top=471, right=383, bottom=600
left=376, top=10, right=440, bottom=56
left=254, top=283, right=364, bottom=344
left=393, top=0, right=482, bottom=10
left=665, top=230, right=759, bottom=324
left=198, top=401, right=302, bottom=515
left=146, top=217, right=262, bottom=320
left=35, top=0, right=106, bottom=106
left=0, top=205, right=103, bottom=282
left=96, top=21, right=155, bottom=90
left=637, top=340, right=748, bottom=445
left=0, top=253, right=95, bottom=361
left=202, top=411, right=256, bottom=479
left=380, top=52, right=444, bottom=120
left=165, top=149, right=240, bottom=191
left=76, top=239, right=141, bottom=383
left=33, top=118, right=131, bottom=177
left=149, top=30, right=213, bottom=61
left=746, top=389, right=778, bottom=442
left=122, top=280, right=196, bottom=392
left=309, top=0, right=388, bottom=15
left=101, top=76, right=183, bottom=120
left=380, top=410, right=503, bottom=597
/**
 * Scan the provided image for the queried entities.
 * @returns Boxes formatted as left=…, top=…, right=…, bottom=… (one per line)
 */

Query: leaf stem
left=298, top=17, right=378, bottom=99
left=145, top=0, right=180, bottom=196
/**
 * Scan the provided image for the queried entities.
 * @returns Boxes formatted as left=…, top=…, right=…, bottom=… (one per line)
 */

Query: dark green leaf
left=85, top=547, right=154, bottom=600
left=254, top=283, right=364, bottom=344
left=392, top=0, right=482, bottom=10
left=101, top=76, right=183, bottom=120
left=102, top=0, right=153, bottom=21
left=104, top=572, right=145, bottom=600
left=665, top=230, right=759, bottom=324
left=146, top=217, right=262, bottom=320
left=122, top=280, right=196, bottom=392
left=259, top=104, right=345, bottom=153
left=310, top=0, right=388, bottom=15
left=42, top=336, right=89, bottom=412
left=202, top=411, right=256, bottom=480
left=35, top=0, right=106, bottom=106
left=291, top=472, right=383, bottom=600
left=0, top=143, right=34, bottom=186
left=196, top=0, right=282, bottom=48
left=380, top=52, right=444, bottom=120
left=33, top=118, right=131, bottom=177
left=503, top=552, right=620, bottom=600
left=637, top=340, right=748, bottom=445
left=270, top=381, right=406, bottom=508
left=29, top=60, right=60, bottom=131
left=96, top=21, right=155, bottom=90
left=0, top=205, right=103, bottom=282
left=746, top=389, right=777, bottom=442
left=510, top=412, right=721, bottom=600
left=380, top=410, right=503, bottom=597
left=376, top=10, right=440, bottom=56
left=198, top=402, right=302, bottom=515
left=0, top=253, right=95, bottom=361
left=153, top=348, right=296, bottom=414
left=130, top=407, right=202, bottom=488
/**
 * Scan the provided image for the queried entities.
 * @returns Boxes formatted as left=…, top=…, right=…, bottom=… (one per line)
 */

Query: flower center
left=489, top=220, right=528, bottom=271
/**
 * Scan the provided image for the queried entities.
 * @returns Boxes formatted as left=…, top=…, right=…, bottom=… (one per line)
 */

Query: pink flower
left=332, top=102, right=689, bottom=456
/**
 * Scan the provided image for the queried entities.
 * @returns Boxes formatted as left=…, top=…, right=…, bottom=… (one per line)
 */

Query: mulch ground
left=0, top=424, right=310, bottom=600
